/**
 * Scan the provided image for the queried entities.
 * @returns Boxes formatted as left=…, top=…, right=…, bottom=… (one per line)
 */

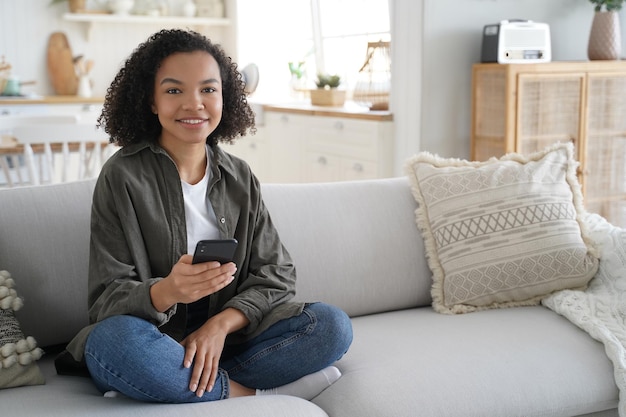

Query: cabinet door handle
left=317, top=156, right=328, bottom=165
left=280, top=115, right=289, bottom=123
left=352, top=163, right=364, bottom=172
left=333, top=121, right=344, bottom=130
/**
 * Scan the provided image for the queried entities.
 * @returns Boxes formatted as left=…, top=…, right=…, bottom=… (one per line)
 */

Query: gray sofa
left=0, top=176, right=620, bottom=417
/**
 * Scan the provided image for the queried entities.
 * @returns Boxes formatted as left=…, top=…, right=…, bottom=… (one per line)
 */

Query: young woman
left=62, top=29, right=353, bottom=403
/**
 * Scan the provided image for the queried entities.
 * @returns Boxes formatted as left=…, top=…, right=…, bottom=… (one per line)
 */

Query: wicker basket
left=353, top=41, right=391, bottom=110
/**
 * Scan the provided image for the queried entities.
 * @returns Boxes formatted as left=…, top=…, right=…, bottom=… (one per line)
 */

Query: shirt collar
left=119, top=140, right=239, bottom=182
left=212, top=144, right=238, bottom=181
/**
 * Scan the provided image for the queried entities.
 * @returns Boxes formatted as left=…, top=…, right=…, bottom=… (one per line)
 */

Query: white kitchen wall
left=0, top=0, right=624, bottom=168
left=411, top=0, right=625, bottom=160
left=0, top=0, right=235, bottom=98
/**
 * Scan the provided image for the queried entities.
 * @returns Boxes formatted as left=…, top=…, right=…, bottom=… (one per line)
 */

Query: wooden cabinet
left=265, top=112, right=306, bottom=183
left=225, top=108, right=394, bottom=183
left=305, top=116, right=392, bottom=182
left=471, top=61, right=626, bottom=226
left=260, top=109, right=394, bottom=183
left=222, top=125, right=271, bottom=182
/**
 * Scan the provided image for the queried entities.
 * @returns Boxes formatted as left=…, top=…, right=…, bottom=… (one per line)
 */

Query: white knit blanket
left=542, top=213, right=626, bottom=417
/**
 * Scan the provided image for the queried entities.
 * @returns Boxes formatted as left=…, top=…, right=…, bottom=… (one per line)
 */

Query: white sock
left=256, top=366, right=341, bottom=400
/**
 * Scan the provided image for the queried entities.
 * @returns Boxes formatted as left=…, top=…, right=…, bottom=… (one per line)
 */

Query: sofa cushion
left=314, top=306, right=618, bottom=417
left=0, top=356, right=328, bottom=417
left=406, top=143, right=599, bottom=314
left=0, top=270, right=45, bottom=389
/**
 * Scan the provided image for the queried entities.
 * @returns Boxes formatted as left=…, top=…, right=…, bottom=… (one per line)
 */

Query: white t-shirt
left=181, top=146, right=220, bottom=255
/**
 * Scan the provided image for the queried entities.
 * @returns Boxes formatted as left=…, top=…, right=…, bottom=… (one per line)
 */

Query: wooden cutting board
left=47, top=32, right=78, bottom=95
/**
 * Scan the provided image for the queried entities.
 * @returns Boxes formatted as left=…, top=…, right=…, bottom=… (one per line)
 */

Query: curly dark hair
left=98, top=29, right=255, bottom=147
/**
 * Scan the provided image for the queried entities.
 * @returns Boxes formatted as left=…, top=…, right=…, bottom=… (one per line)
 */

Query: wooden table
left=0, top=139, right=109, bottom=155
left=1, top=135, right=113, bottom=187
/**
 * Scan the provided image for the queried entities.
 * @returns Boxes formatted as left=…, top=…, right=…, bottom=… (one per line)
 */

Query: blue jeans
left=84, top=302, right=352, bottom=403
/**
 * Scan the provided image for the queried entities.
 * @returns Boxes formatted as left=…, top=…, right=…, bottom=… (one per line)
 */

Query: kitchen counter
left=0, top=96, right=104, bottom=105
left=261, top=101, right=393, bottom=122
left=0, top=96, right=104, bottom=120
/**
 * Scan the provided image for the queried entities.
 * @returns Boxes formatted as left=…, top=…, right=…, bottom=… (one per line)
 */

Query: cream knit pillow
left=406, top=143, right=599, bottom=314
left=0, top=270, right=45, bottom=389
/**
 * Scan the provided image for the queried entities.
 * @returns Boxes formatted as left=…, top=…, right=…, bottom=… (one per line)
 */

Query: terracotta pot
left=587, top=11, right=622, bottom=61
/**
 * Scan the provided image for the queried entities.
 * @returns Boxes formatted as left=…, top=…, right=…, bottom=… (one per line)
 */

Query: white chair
left=0, top=115, right=113, bottom=187
left=0, top=115, right=79, bottom=187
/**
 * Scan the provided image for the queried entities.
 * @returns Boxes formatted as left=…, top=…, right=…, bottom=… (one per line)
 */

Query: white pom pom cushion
left=406, top=143, right=599, bottom=314
left=0, top=270, right=45, bottom=389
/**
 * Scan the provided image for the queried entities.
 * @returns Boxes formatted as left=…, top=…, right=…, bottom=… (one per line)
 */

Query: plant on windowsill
left=586, top=0, right=623, bottom=60
left=310, top=74, right=346, bottom=107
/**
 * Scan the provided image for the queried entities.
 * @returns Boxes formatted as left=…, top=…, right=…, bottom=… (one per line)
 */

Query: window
left=236, top=0, right=390, bottom=101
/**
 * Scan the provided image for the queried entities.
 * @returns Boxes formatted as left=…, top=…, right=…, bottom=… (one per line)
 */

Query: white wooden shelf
left=64, top=12, right=230, bottom=26
left=63, top=13, right=230, bottom=39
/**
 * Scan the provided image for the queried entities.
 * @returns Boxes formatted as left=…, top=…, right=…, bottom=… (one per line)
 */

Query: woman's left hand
left=181, top=321, right=227, bottom=396
left=180, top=308, right=249, bottom=396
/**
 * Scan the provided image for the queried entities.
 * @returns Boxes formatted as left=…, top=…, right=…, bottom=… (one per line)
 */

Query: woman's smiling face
left=152, top=51, right=223, bottom=147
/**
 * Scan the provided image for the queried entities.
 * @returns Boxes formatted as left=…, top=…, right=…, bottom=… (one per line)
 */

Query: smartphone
left=192, top=239, right=238, bottom=265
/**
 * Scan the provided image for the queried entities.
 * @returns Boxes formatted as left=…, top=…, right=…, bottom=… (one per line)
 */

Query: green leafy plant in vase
left=310, top=73, right=345, bottom=106
left=288, top=61, right=307, bottom=93
left=588, top=0, right=623, bottom=11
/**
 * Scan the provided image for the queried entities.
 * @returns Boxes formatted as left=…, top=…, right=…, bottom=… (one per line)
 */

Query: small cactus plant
left=315, top=74, right=341, bottom=89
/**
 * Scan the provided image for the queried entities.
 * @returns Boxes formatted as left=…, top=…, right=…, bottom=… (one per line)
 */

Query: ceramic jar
left=182, top=0, right=197, bottom=17
left=108, top=0, right=135, bottom=15
left=588, top=11, right=622, bottom=61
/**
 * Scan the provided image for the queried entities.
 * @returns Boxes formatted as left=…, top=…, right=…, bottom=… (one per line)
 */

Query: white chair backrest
left=1, top=115, right=81, bottom=187
left=12, top=123, right=108, bottom=144
left=1, top=115, right=112, bottom=187
left=0, top=114, right=79, bottom=132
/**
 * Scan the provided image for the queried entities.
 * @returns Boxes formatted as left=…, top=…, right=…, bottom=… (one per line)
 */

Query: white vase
left=77, top=76, right=92, bottom=98
left=182, top=0, right=197, bottom=17
left=108, top=0, right=135, bottom=15
left=587, top=11, right=622, bottom=60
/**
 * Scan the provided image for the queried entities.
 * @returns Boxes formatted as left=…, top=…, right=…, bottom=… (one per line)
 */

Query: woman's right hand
left=150, top=255, right=237, bottom=312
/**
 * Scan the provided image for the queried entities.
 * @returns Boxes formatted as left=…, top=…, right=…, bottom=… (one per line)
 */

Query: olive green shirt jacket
left=66, top=141, right=304, bottom=361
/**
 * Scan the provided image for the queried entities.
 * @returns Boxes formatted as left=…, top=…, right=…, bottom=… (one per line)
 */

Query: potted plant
left=288, top=61, right=307, bottom=93
left=587, top=0, right=623, bottom=60
left=588, top=0, right=623, bottom=11
left=48, top=0, right=87, bottom=14
left=310, top=73, right=346, bottom=106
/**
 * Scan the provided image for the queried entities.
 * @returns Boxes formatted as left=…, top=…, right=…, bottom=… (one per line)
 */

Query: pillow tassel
left=1, top=354, right=17, bottom=369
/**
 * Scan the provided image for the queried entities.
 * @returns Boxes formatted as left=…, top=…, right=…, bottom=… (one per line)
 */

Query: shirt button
left=220, top=217, right=226, bottom=224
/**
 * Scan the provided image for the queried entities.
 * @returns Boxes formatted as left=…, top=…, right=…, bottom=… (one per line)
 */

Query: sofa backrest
left=0, top=176, right=432, bottom=348
left=261, top=177, right=432, bottom=317
left=0, top=179, right=96, bottom=348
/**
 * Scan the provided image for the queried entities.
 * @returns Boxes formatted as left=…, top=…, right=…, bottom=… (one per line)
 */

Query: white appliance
left=481, top=20, right=552, bottom=64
